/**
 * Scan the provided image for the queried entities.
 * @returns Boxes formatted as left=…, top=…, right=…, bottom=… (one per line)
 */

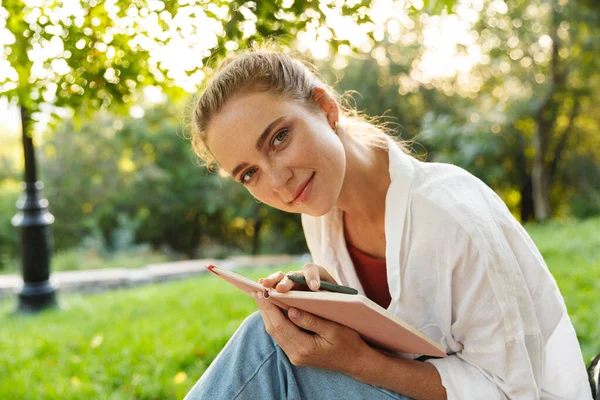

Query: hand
left=251, top=290, right=372, bottom=375
left=258, top=262, right=338, bottom=293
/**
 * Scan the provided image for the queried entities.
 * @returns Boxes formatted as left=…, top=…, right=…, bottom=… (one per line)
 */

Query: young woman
left=184, top=47, right=592, bottom=399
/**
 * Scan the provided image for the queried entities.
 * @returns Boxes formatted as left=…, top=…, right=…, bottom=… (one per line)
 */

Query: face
left=205, top=89, right=346, bottom=216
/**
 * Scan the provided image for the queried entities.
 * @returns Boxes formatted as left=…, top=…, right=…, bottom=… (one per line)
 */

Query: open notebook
left=207, top=264, right=447, bottom=358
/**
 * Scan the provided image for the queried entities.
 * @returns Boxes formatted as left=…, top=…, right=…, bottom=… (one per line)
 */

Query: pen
left=286, top=274, right=358, bottom=295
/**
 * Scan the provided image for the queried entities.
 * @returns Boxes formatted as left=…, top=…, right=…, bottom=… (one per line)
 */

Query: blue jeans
left=185, top=311, right=412, bottom=400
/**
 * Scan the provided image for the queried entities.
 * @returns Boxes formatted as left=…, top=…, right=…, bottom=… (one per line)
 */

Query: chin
left=305, top=207, right=334, bottom=217
left=302, top=178, right=343, bottom=217
left=302, top=195, right=338, bottom=217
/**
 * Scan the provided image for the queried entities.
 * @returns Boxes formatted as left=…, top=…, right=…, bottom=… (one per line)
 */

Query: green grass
left=525, top=216, right=600, bottom=361
left=0, top=217, right=598, bottom=399
left=0, top=265, right=290, bottom=400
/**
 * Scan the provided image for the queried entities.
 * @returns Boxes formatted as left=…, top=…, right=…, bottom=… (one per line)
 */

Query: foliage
left=0, top=98, right=309, bottom=271
left=0, top=0, right=413, bottom=127
left=313, top=0, right=600, bottom=221
left=0, top=0, right=457, bottom=130
left=1, top=0, right=186, bottom=127
left=17, top=101, right=306, bottom=263
left=469, top=0, right=600, bottom=221
left=1, top=0, right=598, bottom=271
left=0, top=217, right=598, bottom=398
left=0, top=0, right=405, bottom=269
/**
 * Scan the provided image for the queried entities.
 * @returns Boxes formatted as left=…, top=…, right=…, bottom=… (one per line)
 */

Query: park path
left=0, top=254, right=308, bottom=299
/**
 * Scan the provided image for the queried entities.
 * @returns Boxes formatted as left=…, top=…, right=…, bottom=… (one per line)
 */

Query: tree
left=1, top=0, right=189, bottom=311
left=3, top=0, right=410, bottom=310
left=470, top=0, right=600, bottom=221
left=321, top=0, right=600, bottom=222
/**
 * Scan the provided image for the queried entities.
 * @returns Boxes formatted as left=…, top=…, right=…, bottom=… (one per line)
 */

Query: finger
left=275, top=275, right=294, bottom=292
left=287, top=307, right=335, bottom=337
left=275, top=270, right=306, bottom=292
left=252, top=291, right=277, bottom=336
left=302, top=263, right=321, bottom=291
left=259, top=271, right=286, bottom=288
left=253, top=292, right=310, bottom=350
left=316, top=265, right=338, bottom=285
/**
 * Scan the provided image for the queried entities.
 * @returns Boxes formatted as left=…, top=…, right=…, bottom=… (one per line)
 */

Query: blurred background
left=1, top=0, right=599, bottom=272
left=0, top=0, right=598, bottom=398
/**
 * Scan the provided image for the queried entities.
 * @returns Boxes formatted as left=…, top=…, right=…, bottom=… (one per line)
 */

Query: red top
left=345, top=240, right=391, bottom=309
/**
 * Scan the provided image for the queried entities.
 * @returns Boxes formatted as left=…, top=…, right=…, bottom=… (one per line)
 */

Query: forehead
left=206, top=90, right=302, bottom=174
left=209, top=90, right=297, bottom=135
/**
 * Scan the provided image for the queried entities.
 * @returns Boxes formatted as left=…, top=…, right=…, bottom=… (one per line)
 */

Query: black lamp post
left=10, top=105, right=58, bottom=312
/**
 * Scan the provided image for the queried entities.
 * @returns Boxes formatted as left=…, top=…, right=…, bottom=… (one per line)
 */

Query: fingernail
left=310, top=280, right=319, bottom=290
left=289, top=308, right=301, bottom=319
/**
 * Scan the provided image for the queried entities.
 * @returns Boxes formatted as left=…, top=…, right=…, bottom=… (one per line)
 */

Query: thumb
left=288, top=307, right=330, bottom=335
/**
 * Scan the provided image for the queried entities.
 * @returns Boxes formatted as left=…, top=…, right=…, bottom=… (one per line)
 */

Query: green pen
left=286, top=274, right=358, bottom=295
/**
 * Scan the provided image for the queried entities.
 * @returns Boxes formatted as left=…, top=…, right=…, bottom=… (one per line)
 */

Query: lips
left=289, top=172, right=314, bottom=204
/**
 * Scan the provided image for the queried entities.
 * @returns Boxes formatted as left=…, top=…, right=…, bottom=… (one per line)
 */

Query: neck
left=335, top=130, right=391, bottom=225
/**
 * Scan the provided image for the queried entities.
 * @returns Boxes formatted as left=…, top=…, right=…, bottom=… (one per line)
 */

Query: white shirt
left=301, top=137, right=592, bottom=399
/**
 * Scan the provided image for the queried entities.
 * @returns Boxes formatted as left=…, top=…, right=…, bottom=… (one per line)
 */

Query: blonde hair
left=189, top=42, right=411, bottom=173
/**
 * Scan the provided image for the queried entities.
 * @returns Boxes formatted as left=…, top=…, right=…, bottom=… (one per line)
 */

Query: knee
left=238, top=311, right=267, bottom=337
left=229, top=311, right=277, bottom=352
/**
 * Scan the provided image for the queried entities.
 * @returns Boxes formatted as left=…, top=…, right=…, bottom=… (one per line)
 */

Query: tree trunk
left=512, top=124, right=535, bottom=222
left=549, top=97, right=580, bottom=183
left=532, top=121, right=552, bottom=221
left=251, top=218, right=263, bottom=255
left=185, top=212, right=202, bottom=259
left=520, top=176, right=535, bottom=222
left=532, top=1, right=560, bottom=222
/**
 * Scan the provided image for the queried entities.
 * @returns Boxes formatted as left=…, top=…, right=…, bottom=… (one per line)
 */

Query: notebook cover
left=207, top=264, right=447, bottom=358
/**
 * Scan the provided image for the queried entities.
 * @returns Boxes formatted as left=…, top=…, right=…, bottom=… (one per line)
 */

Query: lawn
left=525, top=216, right=600, bottom=360
left=0, top=265, right=288, bottom=400
left=0, top=217, right=598, bottom=399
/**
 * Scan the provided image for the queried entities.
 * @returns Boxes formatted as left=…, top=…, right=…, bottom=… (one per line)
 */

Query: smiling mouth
left=290, top=172, right=315, bottom=205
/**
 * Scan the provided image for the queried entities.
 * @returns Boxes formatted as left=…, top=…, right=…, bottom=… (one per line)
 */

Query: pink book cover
left=207, top=264, right=447, bottom=358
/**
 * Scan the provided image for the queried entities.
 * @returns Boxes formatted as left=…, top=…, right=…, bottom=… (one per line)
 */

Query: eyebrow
left=230, top=116, right=286, bottom=180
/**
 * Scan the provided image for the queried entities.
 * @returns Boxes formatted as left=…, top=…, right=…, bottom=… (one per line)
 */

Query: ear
left=312, top=87, right=339, bottom=131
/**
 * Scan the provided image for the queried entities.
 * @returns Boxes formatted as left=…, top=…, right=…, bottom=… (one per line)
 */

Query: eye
left=272, top=129, right=289, bottom=147
left=241, top=168, right=256, bottom=184
left=240, top=128, right=290, bottom=185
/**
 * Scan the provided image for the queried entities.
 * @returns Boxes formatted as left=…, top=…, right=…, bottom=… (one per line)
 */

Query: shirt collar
left=321, top=136, right=416, bottom=303
left=384, top=137, right=415, bottom=301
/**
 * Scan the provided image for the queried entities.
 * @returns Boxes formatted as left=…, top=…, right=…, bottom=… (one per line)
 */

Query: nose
left=268, top=162, right=292, bottom=193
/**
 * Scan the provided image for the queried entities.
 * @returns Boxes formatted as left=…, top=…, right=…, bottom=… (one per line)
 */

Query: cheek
left=248, top=185, right=277, bottom=206
left=246, top=180, right=293, bottom=211
left=316, top=138, right=345, bottom=176
left=247, top=185, right=265, bottom=199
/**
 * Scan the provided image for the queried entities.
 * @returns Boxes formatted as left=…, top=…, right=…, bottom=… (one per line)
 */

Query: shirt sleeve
left=408, top=169, right=589, bottom=399
left=420, top=216, right=546, bottom=399
left=425, top=355, right=504, bottom=399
